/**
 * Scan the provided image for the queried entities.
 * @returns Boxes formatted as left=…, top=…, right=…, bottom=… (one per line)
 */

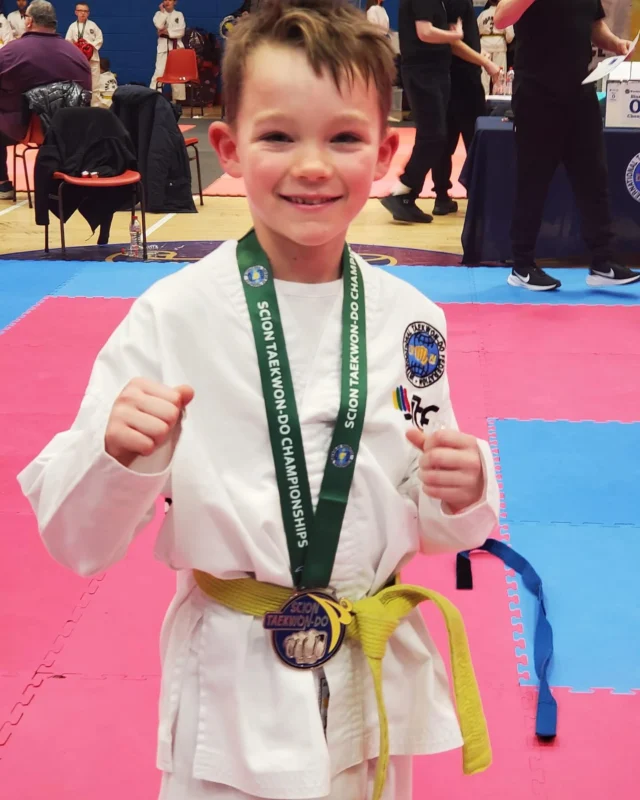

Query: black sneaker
left=380, top=193, right=433, bottom=223
left=433, top=197, right=458, bottom=216
left=507, top=266, right=562, bottom=291
left=587, top=262, right=640, bottom=287
left=0, top=181, right=14, bottom=200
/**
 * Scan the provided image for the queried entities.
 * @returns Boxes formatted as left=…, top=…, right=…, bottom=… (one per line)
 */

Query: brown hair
left=222, top=0, right=396, bottom=127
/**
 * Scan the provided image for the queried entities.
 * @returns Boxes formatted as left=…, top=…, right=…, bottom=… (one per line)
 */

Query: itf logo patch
left=626, top=154, right=640, bottom=203
left=403, top=322, right=445, bottom=388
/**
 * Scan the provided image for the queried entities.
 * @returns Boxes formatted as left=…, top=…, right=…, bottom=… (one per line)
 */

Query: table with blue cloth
left=460, top=116, right=640, bottom=265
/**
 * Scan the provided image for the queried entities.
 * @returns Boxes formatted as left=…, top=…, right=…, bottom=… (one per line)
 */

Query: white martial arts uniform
left=0, top=13, right=14, bottom=46
left=366, top=5, right=390, bottom=33
left=18, top=241, right=499, bottom=800
left=96, top=70, right=118, bottom=108
left=151, top=9, right=186, bottom=102
left=477, top=7, right=514, bottom=95
left=6, top=8, right=25, bottom=38
left=65, top=20, right=103, bottom=106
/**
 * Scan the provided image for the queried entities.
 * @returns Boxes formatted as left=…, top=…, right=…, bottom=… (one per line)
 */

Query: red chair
left=156, top=49, right=204, bottom=118
left=183, top=136, right=203, bottom=206
left=44, top=169, right=147, bottom=259
left=12, top=114, right=45, bottom=209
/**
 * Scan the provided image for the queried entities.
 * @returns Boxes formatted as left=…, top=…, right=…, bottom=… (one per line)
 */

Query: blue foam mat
left=494, top=419, right=640, bottom=527
left=53, top=261, right=188, bottom=298
left=503, top=521, right=640, bottom=693
left=0, top=261, right=81, bottom=334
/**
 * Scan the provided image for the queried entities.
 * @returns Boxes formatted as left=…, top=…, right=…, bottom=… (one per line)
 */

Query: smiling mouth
left=280, top=195, right=342, bottom=206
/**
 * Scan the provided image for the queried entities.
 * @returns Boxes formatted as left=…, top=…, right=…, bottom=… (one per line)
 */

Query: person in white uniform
left=151, top=0, right=186, bottom=102
left=366, top=0, right=389, bottom=33
left=18, top=2, right=500, bottom=799
left=477, top=0, right=514, bottom=94
left=0, top=12, right=15, bottom=45
left=7, top=0, right=27, bottom=37
left=65, top=3, right=103, bottom=106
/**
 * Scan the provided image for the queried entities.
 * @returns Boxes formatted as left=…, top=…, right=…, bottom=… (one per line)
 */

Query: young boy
left=65, top=3, right=103, bottom=106
left=97, top=56, right=118, bottom=108
left=18, top=1, right=499, bottom=798
left=151, top=0, right=186, bottom=102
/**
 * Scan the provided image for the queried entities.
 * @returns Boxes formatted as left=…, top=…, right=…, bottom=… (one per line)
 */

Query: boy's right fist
left=105, top=378, right=194, bottom=468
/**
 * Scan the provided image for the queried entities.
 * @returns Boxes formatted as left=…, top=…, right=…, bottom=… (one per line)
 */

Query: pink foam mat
left=475, top=304, right=640, bottom=356
left=483, top=351, right=640, bottom=422
left=0, top=514, right=96, bottom=675
left=0, top=299, right=133, bottom=416
left=47, top=507, right=174, bottom=678
left=0, top=674, right=162, bottom=796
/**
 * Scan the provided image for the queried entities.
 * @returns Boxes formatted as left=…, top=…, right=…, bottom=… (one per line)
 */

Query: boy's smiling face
left=211, top=44, right=397, bottom=255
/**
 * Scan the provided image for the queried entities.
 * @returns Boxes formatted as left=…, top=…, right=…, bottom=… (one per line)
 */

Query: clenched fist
left=406, top=428, right=484, bottom=514
left=105, top=378, right=194, bottom=468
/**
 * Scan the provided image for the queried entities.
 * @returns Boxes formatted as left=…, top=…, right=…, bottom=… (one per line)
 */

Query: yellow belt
left=193, top=570, right=491, bottom=799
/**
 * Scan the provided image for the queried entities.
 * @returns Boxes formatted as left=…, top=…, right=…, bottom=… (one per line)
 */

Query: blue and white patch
left=331, top=444, right=354, bottom=469
left=404, top=321, right=445, bottom=388
left=626, top=153, right=640, bottom=203
left=243, top=265, right=269, bottom=288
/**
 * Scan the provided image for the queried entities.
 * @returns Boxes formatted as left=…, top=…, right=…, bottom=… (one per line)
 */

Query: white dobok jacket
left=65, top=20, right=103, bottom=63
left=153, top=9, right=186, bottom=53
left=18, top=242, right=499, bottom=799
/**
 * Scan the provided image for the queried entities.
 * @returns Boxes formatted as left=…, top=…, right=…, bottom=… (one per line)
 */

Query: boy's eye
left=260, top=132, right=293, bottom=143
left=332, top=133, right=362, bottom=144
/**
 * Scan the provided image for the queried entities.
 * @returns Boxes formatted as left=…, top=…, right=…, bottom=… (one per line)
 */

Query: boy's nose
left=291, top=148, right=333, bottom=182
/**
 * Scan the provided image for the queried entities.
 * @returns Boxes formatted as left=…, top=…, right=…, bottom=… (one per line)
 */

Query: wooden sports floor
left=0, top=116, right=466, bottom=260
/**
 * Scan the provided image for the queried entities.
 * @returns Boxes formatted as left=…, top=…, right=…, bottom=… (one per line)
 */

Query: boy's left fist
left=406, top=428, right=484, bottom=514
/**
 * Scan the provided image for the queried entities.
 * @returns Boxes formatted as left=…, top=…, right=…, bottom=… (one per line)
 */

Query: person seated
left=0, top=0, right=91, bottom=199
left=97, top=56, right=118, bottom=108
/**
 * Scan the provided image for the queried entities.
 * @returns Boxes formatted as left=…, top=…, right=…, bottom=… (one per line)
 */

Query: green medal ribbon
left=237, top=230, right=367, bottom=590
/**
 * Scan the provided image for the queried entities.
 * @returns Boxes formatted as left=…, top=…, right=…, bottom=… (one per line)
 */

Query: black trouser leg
left=510, top=82, right=565, bottom=269
left=433, top=72, right=485, bottom=200
left=561, top=86, right=614, bottom=266
left=0, top=133, right=11, bottom=182
left=399, top=66, right=450, bottom=196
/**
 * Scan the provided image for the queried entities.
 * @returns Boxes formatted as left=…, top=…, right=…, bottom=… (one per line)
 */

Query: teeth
left=288, top=197, right=333, bottom=205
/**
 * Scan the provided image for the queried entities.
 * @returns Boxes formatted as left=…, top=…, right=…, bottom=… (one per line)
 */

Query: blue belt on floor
left=457, top=539, right=557, bottom=739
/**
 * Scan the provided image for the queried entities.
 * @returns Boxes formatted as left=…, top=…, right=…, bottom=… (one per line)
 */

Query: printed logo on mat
left=403, top=322, right=445, bottom=388
left=393, top=386, right=439, bottom=431
left=626, top=153, right=640, bottom=203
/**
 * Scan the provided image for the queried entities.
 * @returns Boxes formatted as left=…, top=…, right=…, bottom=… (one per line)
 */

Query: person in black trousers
left=381, top=0, right=463, bottom=223
left=495, top=0, right=638, bottom=290
left=432, top=0, right=499, bottom=216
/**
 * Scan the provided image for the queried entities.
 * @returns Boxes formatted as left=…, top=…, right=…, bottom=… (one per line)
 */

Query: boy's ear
left=208, top=121, right=243, bottom=179
left=373, top=128, right=399, bottom=182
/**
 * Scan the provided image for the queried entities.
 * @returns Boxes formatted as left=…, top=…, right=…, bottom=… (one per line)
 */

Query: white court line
left=146, top=213, right=176, bottom=236
left=0, top=200, right=27, bottom=217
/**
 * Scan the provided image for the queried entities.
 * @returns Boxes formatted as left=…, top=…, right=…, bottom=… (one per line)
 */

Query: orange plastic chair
left=12, top=114, right=45, bottom=209
left=156, top=48, right=204, bottom=118
left=44, top=169, right=147, bottom=259
left=183, top=136, right=203, bottom=206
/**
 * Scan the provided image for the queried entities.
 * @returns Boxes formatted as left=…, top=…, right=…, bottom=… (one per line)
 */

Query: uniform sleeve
left=93, top=23, right=103, bottom=50
left=17, top=296, right=177, bottom=578
left=411, top=0, right=441, bottom=24
left=153, top=11, right=167, bottom=29
left=65, top=23, right=75, bottom=42
left=595, top=1, right=605, bottom=22
left=398, top=312, right=499, bottom=555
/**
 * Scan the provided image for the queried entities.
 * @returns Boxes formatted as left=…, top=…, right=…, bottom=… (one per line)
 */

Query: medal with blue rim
left=237, top=229, right=367, bottom=669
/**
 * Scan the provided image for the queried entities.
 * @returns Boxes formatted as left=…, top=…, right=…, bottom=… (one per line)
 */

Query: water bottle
left=505, top=67, right=515, bottom=97
left=128, top=215, right=141, bottom=258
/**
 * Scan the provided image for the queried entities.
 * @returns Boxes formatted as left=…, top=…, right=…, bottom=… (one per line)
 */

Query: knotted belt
left=193, top=570, right=492, bottom=800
